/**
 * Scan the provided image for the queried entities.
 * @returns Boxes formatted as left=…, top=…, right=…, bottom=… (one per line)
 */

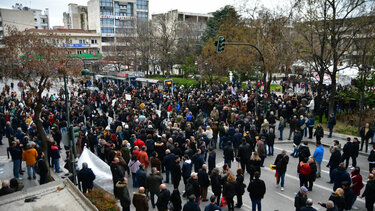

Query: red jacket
left=133, top=139, right=145, bottom=149
left=351, top=171, right=364, bottom=196
left=298, top=162, right=311, bottom=176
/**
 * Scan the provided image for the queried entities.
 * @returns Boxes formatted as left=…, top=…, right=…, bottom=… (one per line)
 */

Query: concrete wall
left=0, top=8, right=35, bottom=35
left=87, top=0, right=100, bottom=33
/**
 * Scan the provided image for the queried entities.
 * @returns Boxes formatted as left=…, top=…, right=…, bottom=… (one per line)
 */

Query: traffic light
left=214, top=36, right=225, bottom=53
left=69, top=126, right=80, bottom=144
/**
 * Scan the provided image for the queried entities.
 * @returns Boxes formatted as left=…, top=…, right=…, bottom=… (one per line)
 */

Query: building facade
left=87, top=0, right=149, bottom=54
left=63, top=4, right=89, bottom=30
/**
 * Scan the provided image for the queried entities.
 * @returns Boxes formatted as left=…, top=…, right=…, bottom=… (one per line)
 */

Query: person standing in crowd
left=224, top=141, right=234, bottom=168
left=360, top=123, right=373, bottom=152
left=298, top=141, right=311, bottom=162
left=136, top=164, right=147, bottom=189
left=314, top=123, right=324, bottom=143
left=298, top=157, right=311, bottom=188
left=307, top=115, right=315, bottom=139
left=170, top=189, right=182, bottom=211
left=182, top=155, right=192, bottom=189
left=267, top=128, right=275, bottom=156
left=361, top=173, right=375, bottom=211
left=163, top=149, right=175, bottom=184
left=145, top=167, right=163, bottom=209
left=289, top=116, right=299, bottom=140
left=327, top=147, right=341, bottom=184
left=37, top=152, right=48, bottom=185
left=248, top=151, right=262, bottom=181
left=278, top=116, right=285, bottom=140
left=247, top=171, right=266, bottom=211
left=210, top=168, right=222, bottom=206
left=77, top=162, right=96, bottom=193
left=317, top=200, right=338, bottom=211
left=327, top=188, right=345, bottom=211
left=274, top=150, right=289, bottom=191
left=235, top=168, right=245, bottom=208
left=300, top=198, right=317, bottom=211
left=128, top=155, right=141, bottom=188
left=331, top=162, right=351, bottom=191
left=308, top=157, right=317, bottom=191
left=369, top=144, right=375, bottom=172
left=238, top=138, right=251, bottom=171
left=132, top=187, right=148, bottom=211
left=183, top=194, right=201, bottom=211
left=116, top=177, right=131, bottom=211
left=171, top=155, right=182, bottom=190
left=111, top=157, right=125, bottom=198
left=138, top=146, right=149, bottom=172
left=341, top=138, right=352, bottom=170
left=327, top=114, right=336, bottom=138
left=156, top=184, right=170, bottom=211
left=7, top=140, right=22, bottom=179
left=291, top=129, right=303, bottom=158
left=204, top=195, right=222, bottom=211
left=257, top=137, right=266, bottom=167
left=342, top=181, right=354, bottom=211
left=150, top=152, right=162, bottom=172
left=295, top=186, right=308, bottom=211
left=223, top=173, right=237, bottom=211
left=350, top=167, right=364, bottom=209
left=207, top=147, right=216, bottom=174
left=351, top=138, right=360, bottom=169
left=198, top=164, right=210, bottom=202
left=313, top=141, right=324, bottom=178
left=50, top=141, right=61, bottom=173
left=22, top=142, right=38, bottom=180
left=186, top=172, right=200, bottom=204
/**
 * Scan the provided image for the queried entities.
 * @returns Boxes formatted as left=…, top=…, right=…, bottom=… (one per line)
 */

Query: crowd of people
left=0, top=77, right=374, bottom=211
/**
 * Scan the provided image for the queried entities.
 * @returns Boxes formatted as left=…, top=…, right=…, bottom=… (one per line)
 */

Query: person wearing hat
left=295, top=186, right=308, bottom=211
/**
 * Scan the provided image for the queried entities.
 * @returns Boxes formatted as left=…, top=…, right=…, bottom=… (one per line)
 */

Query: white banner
left=77, top=147, right=113, bottom=194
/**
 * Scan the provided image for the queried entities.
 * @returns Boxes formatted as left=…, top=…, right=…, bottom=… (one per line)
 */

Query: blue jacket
left=332, top=167, right=351, bottom=191
left=136, top=168, right=147, bottom=187
left=162, top=153, right=175, bottom=170
left=307, top=118, right=315, bottom=127
left=182, top=159, right=192, bottom=178
left=313, top=145, right=324, bottom=162
left=294, top=132, right=303, bottom=146
left=183, top=201, right=201, bottom=211
left=204, top=203, right=222, bottom=211
left=233, top=132, right=242, bottom=148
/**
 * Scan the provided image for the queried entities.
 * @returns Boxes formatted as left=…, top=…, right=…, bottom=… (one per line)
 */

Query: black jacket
left=328, top=193, right=345, bottom=211
left=342, top=142, right=352, bottom=158
left=170, top=190, right=182, bottom=211
left=7, top=146, right=22, bottom=160
left=223, top=145, right=234, bottom=161
left=294, top=191, right=307, bottom=211
left=186, top=177, right=200, bottom=198
left=343, top=189, right=355, bottom=210
left=171, top=161, right=182, bottom=182
left=210, top=173, right=222, bottom=195
left=274, top=154, right=289, bottom=173
left=298, top=145, right=311, bottom=162
left=247, top=178, right=266, bottom=199
left=314, top=126, right=324, bottom=138
left=223, top=181, right=237, bottom=199
left=361, top=180, right=375, bottom=200
left=110, top=162, right=124, bottom=183
left=328, top=150, right=341, bottom=169
left=351, top=142, right=359, bottom=158
left=156, top=189, right=170, bottom=211
left=247, top=159, right=262, bottom=175
left=236, top=174, right=245, bottom=195
left=115, top=181, right=131, bottom=207
left=198, top=168, right=210, bottom=188
left=309, top=162, right=317, bottom=181
left=207, top=151, right=216, bottom=172
left=78, top=168, right=96, bottom=190
left=238, top=143, right=252, bottom=162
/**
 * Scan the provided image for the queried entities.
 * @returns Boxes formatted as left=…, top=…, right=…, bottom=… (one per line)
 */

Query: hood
left=185, top=159, right=192, bottom=164
left=116, top=181, right=128, bottom=188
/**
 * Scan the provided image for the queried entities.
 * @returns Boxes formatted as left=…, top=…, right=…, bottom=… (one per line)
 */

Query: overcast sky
left=0, top=0, right=287, bottom=27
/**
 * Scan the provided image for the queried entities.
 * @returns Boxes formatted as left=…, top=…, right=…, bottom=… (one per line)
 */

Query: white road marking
left=275, top=192, right=320, bottom=210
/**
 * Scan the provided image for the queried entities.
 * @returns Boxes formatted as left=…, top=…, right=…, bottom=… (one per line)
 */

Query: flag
left=230, top=86, right=236, bottom=96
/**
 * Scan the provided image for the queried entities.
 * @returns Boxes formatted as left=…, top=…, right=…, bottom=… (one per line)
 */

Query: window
left=79, top=40, right=83, bottom=44
left=100, top=0, right=113, bottom=7
left=100, top=18, right=114, bottom=25
left=137, top=12, right=148, bottom=20
left=101, top=27, right=114, bottom=33
left=77, top=50, right=82, bottom=54
left=100, top=10, right=113, bottom=15
left=91, top=39, right=97, bottom=44
left=127, top=3, right=133, bottom=16
left=115, top=20, right=133, bottom=26
left=136, top=0, right=148, bottom=9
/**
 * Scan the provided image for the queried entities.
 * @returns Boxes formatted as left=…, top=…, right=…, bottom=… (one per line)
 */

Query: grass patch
left=148, top=76, right=199, bottom=87
left=85, top=189, right=120, bottom=211
left=270, top=84, right=282, bottom=92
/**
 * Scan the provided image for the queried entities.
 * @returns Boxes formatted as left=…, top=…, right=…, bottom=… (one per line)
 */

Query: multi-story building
left=87, top=0, right=149, bottom=54
left=63, top=3, right=89, bottom=30
left=11, top=3, right=49, bottom=29
left=152, top=9, right=213, bottom=38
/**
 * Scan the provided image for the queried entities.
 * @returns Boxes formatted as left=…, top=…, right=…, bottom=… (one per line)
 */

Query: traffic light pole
left=218, top=41, right=265, bottom=116
left=64, top=74, right=77, bottom=185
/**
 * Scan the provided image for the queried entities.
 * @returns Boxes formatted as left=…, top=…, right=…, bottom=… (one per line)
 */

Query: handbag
left=221, top=197, right=227, bottom=207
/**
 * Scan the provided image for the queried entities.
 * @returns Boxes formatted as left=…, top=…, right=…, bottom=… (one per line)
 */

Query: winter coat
left=294, top=131, right=303, bottom=146
left=210, top=173, right=222, bottom=195
left=332, top=167, right=351, bottom=191
left=343, top=188, right=355, bottom=210
left=328, top=193, right=345, bottom=211
left=314, top=126, right=324, bottom=138
left=50, top=145, right=60, bottom=159
left=116, top=181, right=131, bottom=208
left=198, top=168, right=210, bottom=188
left=350, top=172, right=364, bottom=196
left=342, top=142, right=352, bottom=158
left=328, top=117, right=336, bottom=129
left=207, top=151, right=216, bottom=172
left=294, top=191, right=307, bottom=211
left=183, top=201, right=200, bottom=211
left=235, top=174, right=245, bottom=195
left=8, top=146, right=22, bottom=160
left=162, top=153, right=175, bottom=170
left=171, top=161, right=182, bottom=183
left=22, top=147, right=38, bottom=166
left=156, top=189, right=170, bottom=211
left=247, top=178, right=266, bottom=199
left=309, top=162, right=317, bottom=181
left=256, top=141, right=265, bottom=157
left=78, top=168, right=96, bottom=190
left=132, top=192, right=149, bottom=211
left=136, top=169, right=147, bottom=187
left=238, top=143, right=251, bottom=162
left=361, top=180, right=375, bottom=203
left=360, top=127, right=373, bottom=139
left=247, top=159, right=262, bottom=175
left=313, top=145, right=324, bottom=162
left=138, top=151, right=149, bottom=168
left=351, top=142, right=359, bottom=158
left=182, top=159, right=193, bottom=179
left=223, top=181, right=237, bottom=199
left=223, top=145, right=234, bottom=161
left=327, top=150, right=341, bottom=169
left=274, top=154, right=289, bottom=173
left=110, top=162, right=124, bottom=184
left=145, top=172, right=163, bottom=193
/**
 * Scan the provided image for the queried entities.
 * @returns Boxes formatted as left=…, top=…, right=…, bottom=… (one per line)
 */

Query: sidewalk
left=275, top=121, right=371, bottom=156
